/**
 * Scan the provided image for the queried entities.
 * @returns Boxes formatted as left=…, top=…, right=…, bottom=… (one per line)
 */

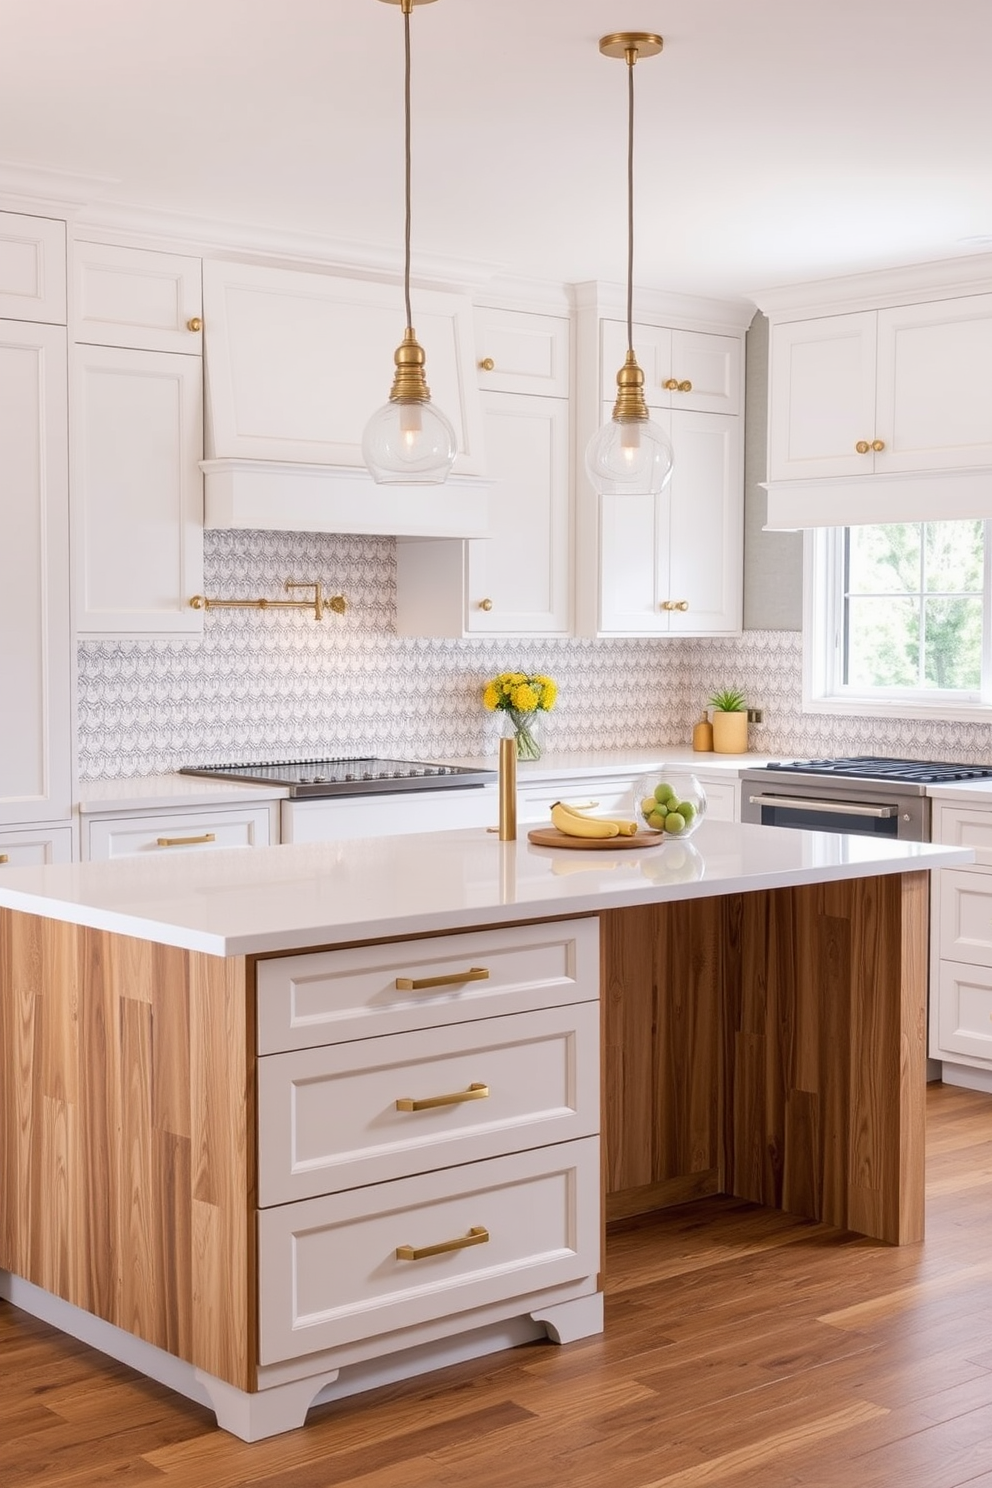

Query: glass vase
left=503, top=708, right=543, bottom=762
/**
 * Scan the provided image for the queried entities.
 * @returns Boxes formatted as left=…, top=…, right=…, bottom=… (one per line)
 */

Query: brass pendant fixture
left=585, top=32, right=674, bottom=497
left=362, top=0, right=457, bottom=485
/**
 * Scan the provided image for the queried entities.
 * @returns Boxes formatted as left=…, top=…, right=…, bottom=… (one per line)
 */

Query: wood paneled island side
left=0, top=822, right=970, bottom=1439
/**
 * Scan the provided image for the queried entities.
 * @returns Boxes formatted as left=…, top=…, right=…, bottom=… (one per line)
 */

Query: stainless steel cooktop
left=179, top=757, right=497, bottom=799
left=759, top=756, right=992, bottom=786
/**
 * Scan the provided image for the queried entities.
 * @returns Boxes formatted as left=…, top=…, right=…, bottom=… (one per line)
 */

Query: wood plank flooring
left=3, top=1081, right=992, bottom=1488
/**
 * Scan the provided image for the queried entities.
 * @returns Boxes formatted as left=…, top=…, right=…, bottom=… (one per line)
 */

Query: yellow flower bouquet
left=482, top=671, right=557, bottom=761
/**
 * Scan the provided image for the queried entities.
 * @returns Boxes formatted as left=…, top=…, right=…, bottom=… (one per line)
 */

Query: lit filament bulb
left=620, top=420, right=641, bottom=465
left=400, top=401, right=423, bottom=451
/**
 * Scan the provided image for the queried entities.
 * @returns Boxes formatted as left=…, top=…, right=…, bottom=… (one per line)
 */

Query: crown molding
left=570, top=280, right=755, bottom=334
left=751, top=252, right=992, bottom=320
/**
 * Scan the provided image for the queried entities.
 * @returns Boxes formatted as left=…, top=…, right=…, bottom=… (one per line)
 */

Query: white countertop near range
left=0, top=820, right=971, bottom=959
left=75, top=751, right=784, bottom=815
left=926, top=778, right=992, bottom=805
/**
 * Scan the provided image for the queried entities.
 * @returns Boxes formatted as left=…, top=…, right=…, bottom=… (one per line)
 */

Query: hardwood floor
left=4, top=1081, right=992, bottom=1488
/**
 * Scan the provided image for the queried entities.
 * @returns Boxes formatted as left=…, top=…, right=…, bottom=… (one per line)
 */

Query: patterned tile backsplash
left=77, top=530, right=992, bottom=779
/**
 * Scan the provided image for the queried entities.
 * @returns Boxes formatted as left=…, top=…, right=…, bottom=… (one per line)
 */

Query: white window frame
left=803, top=524, right=992, bottom=722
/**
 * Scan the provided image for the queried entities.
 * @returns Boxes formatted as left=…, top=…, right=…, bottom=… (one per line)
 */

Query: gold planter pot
left=711, top=709, right=748, bottom=755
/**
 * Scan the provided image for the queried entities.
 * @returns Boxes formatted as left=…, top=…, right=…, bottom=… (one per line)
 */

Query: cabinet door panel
left=74, top=242, right=202, bottom=353
left=73, top=345, right=203, bottom=636
left=934, top=961, right=992, bottom=1063
left=937, top=868, right=992, bottom=966
left=877, top=296, right=992, bottom=471
left=768, top=312, right=877, bottom=480
left=666, top=411, right=742, bottom=634
left=0, top=212, right=65, bottom=323
left=598, top=482, right=667, bottom=635
left=474, top=308, right=568, bottom=396
left=0, top=825, right=73, bottom=866
left=466, top=392, right=570, bottom=633
left=669, top=330, right=742, bottom=414
left=0, top=322, right=71, bottom=824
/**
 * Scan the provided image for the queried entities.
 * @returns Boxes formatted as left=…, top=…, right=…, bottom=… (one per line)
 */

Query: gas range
left=179, top=757, right=496, bottom=799
left=740, top=756, right=992, bottom=841
left=758, top=756, right=992, bottom=786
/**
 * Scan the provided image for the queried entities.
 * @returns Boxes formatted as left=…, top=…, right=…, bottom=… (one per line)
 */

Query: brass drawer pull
left=395, top=966, right=490, bottom=991
left=396, top=1226, right=489, bottom=1262
left=396, top=1082, right=490, bottom=1113
left=156, top=832, right=217, bottom=848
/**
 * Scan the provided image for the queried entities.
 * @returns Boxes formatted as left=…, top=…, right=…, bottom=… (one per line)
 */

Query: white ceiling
left=4, top=0, right=992, bottom=301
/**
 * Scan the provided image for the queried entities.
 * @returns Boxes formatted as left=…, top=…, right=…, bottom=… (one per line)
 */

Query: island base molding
left=603, top=870, right=929, bottom=1247
left=0, top=1269, right=601, bottom=1441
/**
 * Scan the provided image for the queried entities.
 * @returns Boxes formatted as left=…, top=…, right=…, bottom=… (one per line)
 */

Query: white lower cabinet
left=517, top=770, right=739, bottom=826
left=0, top=824, right=73, bottom=867
left=930, top=800, right=992, bottom=1085
left=281, top=787, right=497, bottom=843
left=83, top=802, right=276, bottom=860
left=254, top=917, right=602, bottom=1385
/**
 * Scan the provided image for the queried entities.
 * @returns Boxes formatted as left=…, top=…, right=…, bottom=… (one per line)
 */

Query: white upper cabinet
left=202, top=260, right=485, bottom=475
left=769, top=296, right=992, bottom=483
left=0, top=319, right=71, bottom=825
left=0, top=211, right=66, bottom=324
left=74, top=241, right=203, bottom=353
left=600, top=320, right=741, bottom=415
left=396, top=388, right=571, bottom=637
left=474, top=306, right=569, bottom=397
left=72, top=344, right=204, bottom=637
left=596, top=409, right=742, bottom=636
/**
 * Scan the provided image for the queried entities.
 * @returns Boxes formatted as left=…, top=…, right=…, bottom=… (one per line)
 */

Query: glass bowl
left=633, top=771, right=707, bottom=838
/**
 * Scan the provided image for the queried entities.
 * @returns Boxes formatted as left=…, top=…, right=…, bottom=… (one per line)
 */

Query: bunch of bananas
left=550, top=800, right=639, bottom=840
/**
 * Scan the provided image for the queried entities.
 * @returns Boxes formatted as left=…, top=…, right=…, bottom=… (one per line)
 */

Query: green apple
left=647, top=810, right=668, bottom=830
left=664, top=811, right=686, bottom=834
left=653, top=782, right=676, bottom=804
left=676, top=801, right=696, bottom=822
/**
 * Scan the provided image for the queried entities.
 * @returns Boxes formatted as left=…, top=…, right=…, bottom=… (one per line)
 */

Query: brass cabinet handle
left=395, top=966, right=490, bottom=991
left=396, top=1226, right=489, bottom=1262
left=187, top=316, right=203, bottom=332
left=479, top=357, right=495, bottom=371
left=871, top=439, right=886, bottom=452
left=0, top=854, right=8, bottom=864
left=855, top=440, right=871, bottom=454
left=662, top=378, right=680, bottom=391
left=396, top=1082, right=490, bottom=1113
left=156, top=832, right=217, bottom=848
left=661, top=600, right=689, bottom=611
left=678, top=379, right=692, bottom=392
left=479, top=598, right=494, bottom=612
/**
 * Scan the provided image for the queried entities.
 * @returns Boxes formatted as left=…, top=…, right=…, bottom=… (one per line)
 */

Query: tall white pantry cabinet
left=0, top=210, right=73, bottom=866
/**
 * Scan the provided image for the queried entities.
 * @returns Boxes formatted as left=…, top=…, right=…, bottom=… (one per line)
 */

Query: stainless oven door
left=740, top=774, right=929, bottom=841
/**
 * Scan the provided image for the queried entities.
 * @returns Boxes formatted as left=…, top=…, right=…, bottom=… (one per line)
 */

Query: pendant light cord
left=403, top=4, right=413, bottom=330
left=626, top=51, right=635, bottom=355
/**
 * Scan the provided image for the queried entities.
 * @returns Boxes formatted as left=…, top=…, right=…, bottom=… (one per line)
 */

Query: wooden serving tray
left=527, top=826, right=666, bottom=851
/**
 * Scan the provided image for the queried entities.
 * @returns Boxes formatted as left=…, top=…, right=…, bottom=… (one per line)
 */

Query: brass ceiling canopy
left=598, top=32, right=663, bottom=62
left=378, top=0, right=438, bottom=7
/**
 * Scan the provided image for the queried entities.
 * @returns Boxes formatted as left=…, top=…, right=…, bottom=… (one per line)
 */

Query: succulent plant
left=707, top=687, right=747, bottom=713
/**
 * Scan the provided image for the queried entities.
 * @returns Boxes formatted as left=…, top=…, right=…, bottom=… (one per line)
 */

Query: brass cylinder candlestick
left=498, top=736, right=517, bottom=841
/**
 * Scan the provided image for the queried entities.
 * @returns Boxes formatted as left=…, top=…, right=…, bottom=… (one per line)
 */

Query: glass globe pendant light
left=362, top=0, right=457, bottom=485
left=585, top=33, right=674, bottom=498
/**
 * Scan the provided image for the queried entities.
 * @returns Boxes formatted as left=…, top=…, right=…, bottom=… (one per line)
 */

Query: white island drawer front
left=937, top=869, right=992, bottom=965
left=257, top=1002, right=599, bottom=1206
left=257, top=1136, right=600, bottom=1365
left=256, top=917, right=600, bottom=1054
left=85, top=803, right=275, bottom=860
left=0, top=825, right=73, bottom=867
left=934, top=961, right=992, bottom=1062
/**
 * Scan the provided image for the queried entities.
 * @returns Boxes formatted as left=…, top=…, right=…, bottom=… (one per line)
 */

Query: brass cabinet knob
left=0, top=854, right=8, bottom=865
left=678, top=380, right=692, bottom=392
left=187, top=316, right=203, bottom=332
left=855, top=440, right=871, bottom=454
left=661, top=599, right=690, bottom=612
left=479, top=357, right=495, bottom=372
left=871, top=439, right=886, bottom=452
left=662, top=378, right=680, bottom=391
left=479, top=598, right=494, bottom=611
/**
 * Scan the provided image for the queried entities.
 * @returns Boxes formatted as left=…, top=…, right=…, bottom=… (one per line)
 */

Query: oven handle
left=747, top=794, right=898, bottom=819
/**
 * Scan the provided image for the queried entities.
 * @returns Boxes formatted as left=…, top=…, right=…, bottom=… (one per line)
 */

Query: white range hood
left=201, top=459, right=491, bottom=538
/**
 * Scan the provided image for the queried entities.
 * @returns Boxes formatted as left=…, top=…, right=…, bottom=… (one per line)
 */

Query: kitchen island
left=0, top=821, right=971, bottom=1439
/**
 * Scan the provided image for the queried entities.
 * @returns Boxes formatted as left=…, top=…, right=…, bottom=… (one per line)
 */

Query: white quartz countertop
left=0, top=821, right=972, bottom=959
left=926, top=778, right=992, bottom=804
left=77, top=774, right=289, bottom=813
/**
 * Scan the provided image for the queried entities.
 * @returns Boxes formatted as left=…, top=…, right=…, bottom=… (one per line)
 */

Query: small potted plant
left=707, top=687, right=748, bottom=755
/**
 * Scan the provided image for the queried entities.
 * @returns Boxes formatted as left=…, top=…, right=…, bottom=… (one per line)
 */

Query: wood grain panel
left=603, top=873, right=928, bottom=1244
left=0, top=909, right=254, bottom=1389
